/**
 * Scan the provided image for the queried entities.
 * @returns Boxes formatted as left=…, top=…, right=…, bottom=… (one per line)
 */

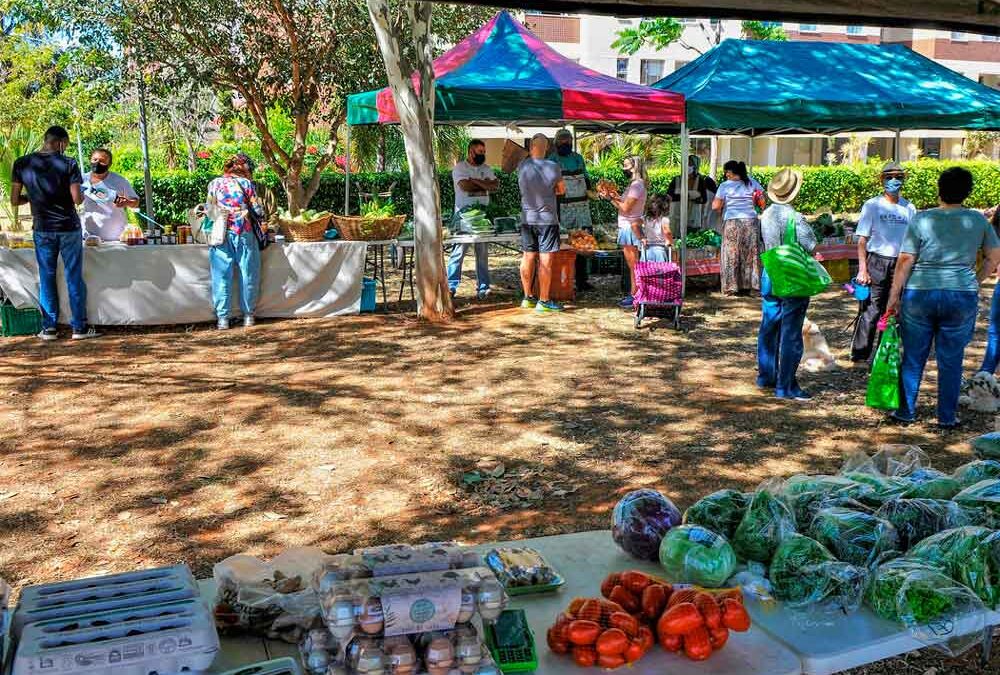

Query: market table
left=684, top=241, right=858, bottom=278
left=0, top=241, right=366, bottom=326
left=202, top=530, right=801, bottom=675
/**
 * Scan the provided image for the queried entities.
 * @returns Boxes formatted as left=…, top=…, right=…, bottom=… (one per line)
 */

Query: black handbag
left=239, top=182, right=269, bottom=251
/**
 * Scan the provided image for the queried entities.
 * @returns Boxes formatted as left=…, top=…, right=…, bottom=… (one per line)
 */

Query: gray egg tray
left=213, top=658, right=302, bottom=675
left=13, top=597, right=218, bottom=675
left=13, top=567, right=199, bottom=639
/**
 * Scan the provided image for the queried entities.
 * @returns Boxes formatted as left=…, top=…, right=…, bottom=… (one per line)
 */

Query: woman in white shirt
left=611, top=156, right=649, bottom=309
left=713, top=160, right=764, bottom=296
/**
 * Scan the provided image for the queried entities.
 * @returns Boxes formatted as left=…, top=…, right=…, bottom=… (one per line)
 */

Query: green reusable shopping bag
left=866, top=317, right=901, bottom=410
left=760, top=217, right=832, bottom=297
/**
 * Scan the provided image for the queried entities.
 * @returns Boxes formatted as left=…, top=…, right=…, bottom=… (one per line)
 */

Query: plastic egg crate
left=214, top=658, right=303, bottom=675
left=314, top=568, right=505, bottom=640
left=13, top=565, right=199, bottom=638
left=12, top=597, right=219, bottom=675
left=301, top=623, right=499, bottom=675
left=326, top=544, right=482, bottom=581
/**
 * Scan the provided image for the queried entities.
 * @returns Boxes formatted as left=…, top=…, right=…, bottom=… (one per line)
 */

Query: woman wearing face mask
left=666, top=155, right=718, bottom=240
left=849, top=161, right=916, bottom=363
left=713, top=160, right=764, bottom=296
left=80, top=148, right=140, bottom=242
left=611, top=156, right=648, bottom=309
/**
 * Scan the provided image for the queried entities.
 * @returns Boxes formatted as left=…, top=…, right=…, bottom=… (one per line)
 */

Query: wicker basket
left=278, top=214, right=332, bottom=242
left=333, top=214, right=406, bottom=242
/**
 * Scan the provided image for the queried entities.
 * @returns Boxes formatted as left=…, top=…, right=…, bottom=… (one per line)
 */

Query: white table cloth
left=0, top=241, right=367, bottom=326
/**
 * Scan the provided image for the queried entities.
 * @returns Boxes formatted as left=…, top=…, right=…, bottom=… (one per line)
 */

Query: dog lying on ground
left=801, top=318, right=838, bottom=373
left=960, top=371, right=1000, bottom=413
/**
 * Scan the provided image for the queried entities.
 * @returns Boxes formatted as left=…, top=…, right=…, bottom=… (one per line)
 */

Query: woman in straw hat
left=757, top=168, right=817, bottom=401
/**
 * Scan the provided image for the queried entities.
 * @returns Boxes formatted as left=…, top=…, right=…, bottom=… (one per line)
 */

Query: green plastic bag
left=867, top=317, right=901, bottom=410
left=760, top=217, right=832, bottom=297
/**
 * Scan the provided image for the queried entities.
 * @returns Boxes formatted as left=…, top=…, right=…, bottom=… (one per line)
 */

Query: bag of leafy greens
left=808, top=507, right=899, bottom=568
left=769, top=533, right=867, bottom=612
left=866, top=558, right=986, bottom=657
left=840, top=471, right=911, bottom=506
left=953, top=480, right=1000, bottom=525
left=952, top=460, right=1000, bottom=488
left=971, top=432, right=1000, bottom=461
left=875, top=499, right=989, bottom=552
left=683, top=489, right=749, bottom=541
left=901, top=468, right=962, bottom=500
left=781, top=475, right=873, bottom=528
left=907, top=527, right=1000, bottom=608
left=732, top=479, right=797, bottom=563
left=841, top=445, right=927, bottom=478
left=659, top=524, right=737, bottom=588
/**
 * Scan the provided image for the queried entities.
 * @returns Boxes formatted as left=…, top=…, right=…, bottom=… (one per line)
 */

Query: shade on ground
left=652, top=39, right=1000, bottom=134
left=347, top=11, right=685, bottom=128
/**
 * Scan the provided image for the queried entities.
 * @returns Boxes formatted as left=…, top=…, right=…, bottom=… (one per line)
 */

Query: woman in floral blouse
left=207, top=156, right=263, bottom=330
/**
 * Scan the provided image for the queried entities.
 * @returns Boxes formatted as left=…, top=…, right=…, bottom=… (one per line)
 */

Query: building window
left=951, top=31, right=969, bottom=41
left=798, top=23, right=818, bottom=32
left=639, top=59, right=665, bottom=85
left=616, top=58, right=629, bottom=80
left=846, top=25, right=863, bottom=35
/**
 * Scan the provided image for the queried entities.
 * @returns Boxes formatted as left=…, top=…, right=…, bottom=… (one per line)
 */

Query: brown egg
left=425, top=637, right=455, bottom=670
left=359, top=597, right=384, bottom=635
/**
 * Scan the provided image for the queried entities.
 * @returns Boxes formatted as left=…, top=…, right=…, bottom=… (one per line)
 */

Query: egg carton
left=315, top=568, right=505, bottom=640
left=13, top=597, right=218, bottom=675
left=215, top=658, right=302, bottom=675
left=13, top=566, right=199, bottom=639
left=327, top=544, right=481, bottom=580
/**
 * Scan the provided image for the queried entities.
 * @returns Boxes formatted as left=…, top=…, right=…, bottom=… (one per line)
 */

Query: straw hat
left=767, top=168, right=803, bottom=205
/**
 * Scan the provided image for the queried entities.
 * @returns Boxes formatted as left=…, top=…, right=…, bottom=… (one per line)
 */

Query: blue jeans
left=210, top=230, right=261, bottom=319
left=897, top=289, right=978, bottom=425
left=980, top=283, right=1000, bottom=374
left=447, top=243, right=490, bottom=293
left=757, top=270, right=810, bottom=396
left=33, top=230, right=87, bottom=332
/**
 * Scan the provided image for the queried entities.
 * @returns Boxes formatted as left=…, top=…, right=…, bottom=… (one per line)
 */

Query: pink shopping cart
left=633, top=243, right=682, bottom=330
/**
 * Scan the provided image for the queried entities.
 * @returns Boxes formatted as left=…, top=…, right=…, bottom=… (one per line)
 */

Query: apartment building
left=514, top=13, right=1000, bottom=166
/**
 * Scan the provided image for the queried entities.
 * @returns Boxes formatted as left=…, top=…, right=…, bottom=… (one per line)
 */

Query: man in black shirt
left=11, top=125, right=99, bottom=340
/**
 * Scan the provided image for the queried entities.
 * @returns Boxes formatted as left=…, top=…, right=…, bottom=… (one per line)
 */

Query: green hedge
left=127, top=160, right=1000, bottom=226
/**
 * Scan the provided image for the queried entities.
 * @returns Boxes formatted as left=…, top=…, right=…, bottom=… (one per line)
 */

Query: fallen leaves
left=456, top=458, right=581, bottom=515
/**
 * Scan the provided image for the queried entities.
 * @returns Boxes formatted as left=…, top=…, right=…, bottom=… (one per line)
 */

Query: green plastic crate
left=483, top=613, right=538, bottom=673
left=1, top=303, right=42, bottom=337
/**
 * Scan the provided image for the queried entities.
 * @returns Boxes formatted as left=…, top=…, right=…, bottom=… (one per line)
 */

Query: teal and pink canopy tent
left=347, top=11, right=685, bottom=129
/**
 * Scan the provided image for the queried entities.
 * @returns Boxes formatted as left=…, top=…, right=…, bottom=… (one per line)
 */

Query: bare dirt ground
left=2, top=255, right=999, bottom=673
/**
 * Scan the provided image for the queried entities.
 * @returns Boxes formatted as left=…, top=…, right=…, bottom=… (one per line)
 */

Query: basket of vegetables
left=334, top=199, right=406, bottom=241
left=277, top=209, right=332, bottom=242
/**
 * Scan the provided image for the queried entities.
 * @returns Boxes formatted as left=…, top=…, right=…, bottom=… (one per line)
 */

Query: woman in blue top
left=207, top=156, right=263, bottom=330
left=713, top=160, right=764, bottom=296
left=885, top=167, right=1000, bottom=429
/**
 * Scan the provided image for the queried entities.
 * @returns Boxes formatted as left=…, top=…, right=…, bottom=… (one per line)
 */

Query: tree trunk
left=184, top=136, right=197, bottom=173
left=376, top=129, right=387, bottom=172
left=367, top=0, right=453, bottom=322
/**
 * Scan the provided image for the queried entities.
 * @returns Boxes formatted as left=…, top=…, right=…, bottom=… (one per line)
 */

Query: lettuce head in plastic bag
left=769, top=533, right=867, bottom=612
left=781, top=475, right=872, bottom=526
left=683, top=489, right=748, bottom=540
left=953, top=479, right=1000, bottom=525
left=732, top=479, right=796, bottom=563
left=907, top=526, right=1000, bottom=609
left=875, top=498, right=988, bottom=552
left=659, top=524, right=737, bottom=588
left=808, top=507, right=899, bottom=568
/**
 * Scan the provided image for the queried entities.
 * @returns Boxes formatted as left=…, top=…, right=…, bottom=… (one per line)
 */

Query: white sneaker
left=71, top=327, right=101, bottom=340
left=37, top=328, right=58, bottom=341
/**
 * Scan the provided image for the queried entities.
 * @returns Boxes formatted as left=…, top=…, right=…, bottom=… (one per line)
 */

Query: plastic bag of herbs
left=906, top=526, right=1000, bottom=609
left=808, top=507, right=900, bottom=568
left=683, top=489, right=749, bottom=540
left=731, top=478, right=797, bottom=563
left=952, top=460, right=1000, bottom=488
left=769, top=534, right=868, bottom=616
left=866, top=558, right=986, bottom=657
left=780, top=474, right=874, bottom=527
left=899, top=467, right=962, bottom=500
left=971, top=432, right=1000, bottom=461
left=953, top=479, right=1000, bottom=526
left=875, top=499, right=989, bottom=552
left=841, top=445, right=927, bottom=478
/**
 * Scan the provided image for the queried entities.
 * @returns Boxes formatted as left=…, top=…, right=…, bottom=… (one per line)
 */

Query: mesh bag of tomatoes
left=547, top=597, right=655, bottom=669
left=654, top=587, right=752, bottom=661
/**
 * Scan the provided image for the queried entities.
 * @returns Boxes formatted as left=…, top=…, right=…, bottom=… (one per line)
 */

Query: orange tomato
left=567, top=619, right=601, bottom=646
left=595, top=628, right=629, bottom=657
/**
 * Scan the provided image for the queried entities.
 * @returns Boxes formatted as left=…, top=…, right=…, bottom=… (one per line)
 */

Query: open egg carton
left=12, top=565, right=200, bottom=639
left=13, top=597, right=219, bottom=675
left=300, top=622, right=499, bottom=675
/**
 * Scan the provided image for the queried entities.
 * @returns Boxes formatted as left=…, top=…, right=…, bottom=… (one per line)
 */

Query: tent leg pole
left=895, top=129, right=902, bottom=162
left=747, top=135, right=754, bottom=174
left=680, top=123, right=689, bottom=301
left=345, top=124, right=352, bottom=215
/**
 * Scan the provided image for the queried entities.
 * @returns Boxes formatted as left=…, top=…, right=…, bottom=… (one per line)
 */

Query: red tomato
left=623, top=640, right=645, bottom=663
left=567, top=620, right=602, bottom=646
left=608, top=585, right=639, bottom=613
left=547, top=626, right=570, bottom=654
left=620, top=570, right=652, bottom=595
left=597, top=653, right=626, bottom=669
left=608, top=611, right=639, bottom=638
left=721, top=598, right=751, bottom=632
left=572, top=645, right=597, bottom=667
left=641, top=584, right=668, bottom=622
left=595, top=628, right=629, bottom=656
left=683, top=626, right=713, bottom=661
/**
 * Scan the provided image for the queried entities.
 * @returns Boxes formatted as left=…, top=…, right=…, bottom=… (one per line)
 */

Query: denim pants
left=897, top=289, right=978, bottom=425
left=33, top=230, right=87, bottom=332
left=210, top=229, right=261, bottom=319
left=447, top=243, right=490, bottom=292
left=757, top=270, right=810, bottom=396
left=980, top=283, right=1000, bottom=374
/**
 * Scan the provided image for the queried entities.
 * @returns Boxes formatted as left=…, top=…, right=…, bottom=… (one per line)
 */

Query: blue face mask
left=884, top=178, right=903, bottom=194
